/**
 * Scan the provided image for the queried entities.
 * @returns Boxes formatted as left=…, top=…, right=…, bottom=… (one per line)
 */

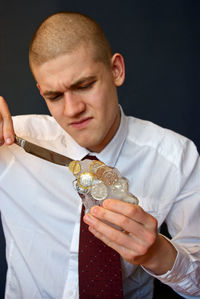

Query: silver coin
left=91, top=182, right=108, bottom=200
left=73, top=180, right=90, bottom=195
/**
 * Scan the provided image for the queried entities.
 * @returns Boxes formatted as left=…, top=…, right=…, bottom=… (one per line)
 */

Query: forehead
left=33, top=47, right=108, bottom=89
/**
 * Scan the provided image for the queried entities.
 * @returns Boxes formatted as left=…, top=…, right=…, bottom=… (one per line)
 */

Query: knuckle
left=3, top=116, right=12, bottom=128
left=0, top=98, right=9, bottom=110
left=138, top=244, right=148, bottom=256
left=151, top=216, right=158, bottom=229
left=94, top=220, right=101, bottom=231
left=4, top=114, right=11, bottom=120
left=0, top=96, right=5, bottom=102
left=124, top=250, right=139, bottom=265
left=126, top=205, right=138, bottom=218
left=125, top=252, right=135, bottom=262
left=101, top=208, right=107, bottom=218
left=113, top=232, right=123, bottom=244
left=119, top=215, right=130, bottom=228
left=147, top=231, right=157, bottom=245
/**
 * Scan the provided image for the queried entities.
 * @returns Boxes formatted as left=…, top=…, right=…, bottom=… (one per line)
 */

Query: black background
left=0, top=1, right=199, bottom=298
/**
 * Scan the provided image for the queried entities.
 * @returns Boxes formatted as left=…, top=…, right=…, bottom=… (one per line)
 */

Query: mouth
left=70, top=117, right=93, bottom=129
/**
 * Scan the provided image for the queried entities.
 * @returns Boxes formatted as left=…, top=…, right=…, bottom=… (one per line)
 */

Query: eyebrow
left=42, top=76, right=97, bottom=97
left=43, top=90, right=61, bottom=97
left=71, top=76, right=97, bottom=88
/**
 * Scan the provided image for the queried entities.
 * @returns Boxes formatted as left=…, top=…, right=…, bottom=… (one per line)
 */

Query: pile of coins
left=69, top=159, right=138, bottom=213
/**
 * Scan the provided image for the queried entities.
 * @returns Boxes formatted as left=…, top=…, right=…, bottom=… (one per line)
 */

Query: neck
left=88, top=109, right=121, bottom=153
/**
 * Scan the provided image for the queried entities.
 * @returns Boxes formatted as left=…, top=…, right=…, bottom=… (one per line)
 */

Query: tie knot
left=83, top=154, right=98, bottom=161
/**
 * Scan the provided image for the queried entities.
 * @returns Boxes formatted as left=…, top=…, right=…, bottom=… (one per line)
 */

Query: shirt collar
left=62, top=133, right=88, bottom=161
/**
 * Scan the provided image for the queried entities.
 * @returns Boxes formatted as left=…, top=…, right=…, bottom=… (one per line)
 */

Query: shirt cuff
left=141, top=235, right=179, bottom=280
left=142, top=235, right=200, bottom=297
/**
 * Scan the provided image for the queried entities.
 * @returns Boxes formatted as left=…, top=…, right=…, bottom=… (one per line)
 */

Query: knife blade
left=14, top=136, right=139, bottom=208
left=15, top=136, right=73, bottom=166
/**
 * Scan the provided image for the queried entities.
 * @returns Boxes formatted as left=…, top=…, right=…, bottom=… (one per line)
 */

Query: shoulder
left=12, top=114, right=61, bottom=141
left=12, top=114, right=70, bottom=153
left=12, top=114, right=70, bottom=147
left=126, top=116, right=198, bottom=170
left=11, top=114, right=83, bottom=157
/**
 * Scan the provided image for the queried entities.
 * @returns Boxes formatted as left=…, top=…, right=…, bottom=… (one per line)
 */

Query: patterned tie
left=78, top=156, right=123, bottom=298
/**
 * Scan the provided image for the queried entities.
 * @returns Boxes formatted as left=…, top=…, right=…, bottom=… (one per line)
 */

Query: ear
left=36, top=83, right=43, bottom=97
left=111, top=53, right=125, bottom=86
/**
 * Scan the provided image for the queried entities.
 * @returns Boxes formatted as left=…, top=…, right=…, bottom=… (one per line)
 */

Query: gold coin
left=77, top=172, right=94, bottom=189
left=69, top=160, right=81, bottom=175
left=89, top=160, right=105, bottom=174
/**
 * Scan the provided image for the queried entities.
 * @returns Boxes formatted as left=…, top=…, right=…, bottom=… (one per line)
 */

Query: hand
left=0, top=96, right=15, bottom=146
left=83, top=199, right=177, bottom=275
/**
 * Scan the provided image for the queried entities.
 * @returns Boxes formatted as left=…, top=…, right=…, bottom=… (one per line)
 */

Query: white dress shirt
left=0, top=108, right=199, bottom=299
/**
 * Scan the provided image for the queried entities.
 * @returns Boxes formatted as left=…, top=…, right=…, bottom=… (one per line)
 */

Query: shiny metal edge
left=15, top=136, right=26, bottom=148
left=14, top=136, right=73, bottom=167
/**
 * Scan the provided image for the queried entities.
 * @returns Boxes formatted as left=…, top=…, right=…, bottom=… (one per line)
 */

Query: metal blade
left=15, top=136, right=73, bottom=166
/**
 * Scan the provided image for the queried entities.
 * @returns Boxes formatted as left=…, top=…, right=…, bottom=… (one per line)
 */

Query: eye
left=46, top=94, right=62, bottom=101
left=78, top=81, right=96, bottom=90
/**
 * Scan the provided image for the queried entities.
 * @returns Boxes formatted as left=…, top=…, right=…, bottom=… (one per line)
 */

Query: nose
left=63, top=91, right=86, bottom=117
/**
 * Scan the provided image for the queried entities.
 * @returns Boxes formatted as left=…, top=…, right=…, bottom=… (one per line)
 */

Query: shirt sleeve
left=144, top=235, right=200, bottom=298
left=145, top=140, right=200, bottom=297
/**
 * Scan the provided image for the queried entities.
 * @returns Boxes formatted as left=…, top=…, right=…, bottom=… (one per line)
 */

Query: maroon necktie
left=78, top=156, right=123, bottom=298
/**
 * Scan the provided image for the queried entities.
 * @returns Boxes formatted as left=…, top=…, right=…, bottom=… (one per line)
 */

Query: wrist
left=141, top=234, right=177, bottom=275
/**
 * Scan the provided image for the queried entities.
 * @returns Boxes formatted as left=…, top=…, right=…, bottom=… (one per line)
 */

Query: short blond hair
left=29, top=12, right=113, bottom=70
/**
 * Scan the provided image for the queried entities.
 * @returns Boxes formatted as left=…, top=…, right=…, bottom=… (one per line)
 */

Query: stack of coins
left=90, top=160, right=105, bottom=174
left=96, top=166, right=118, bottom=186
left=69, top=159, right=138, bottom=212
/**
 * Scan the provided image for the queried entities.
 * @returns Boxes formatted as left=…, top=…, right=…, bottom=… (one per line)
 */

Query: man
left=0, top=12, right=199, bottom=298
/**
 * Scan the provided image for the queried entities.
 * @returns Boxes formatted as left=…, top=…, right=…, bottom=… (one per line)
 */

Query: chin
left=79, top=140, right=101, bottom=152
left=74, top=138, right=91, bottom=148
left=73, top=132, right=103, bottom=151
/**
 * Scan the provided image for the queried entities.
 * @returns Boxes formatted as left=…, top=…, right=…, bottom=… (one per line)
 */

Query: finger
left=0, top=96, right=15, bottom=145
left=0, top=114, right=4, bottom=145
left=84, top=213, right=150, bottom=254
left=88, top=225, right=139, bottom=264
left=102, top=199, right=157, bottom=229
left=90, top=206, right=156, bottom=244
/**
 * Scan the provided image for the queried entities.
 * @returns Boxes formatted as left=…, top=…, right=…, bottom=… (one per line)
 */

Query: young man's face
left=33, top=47, right=125, bottom=152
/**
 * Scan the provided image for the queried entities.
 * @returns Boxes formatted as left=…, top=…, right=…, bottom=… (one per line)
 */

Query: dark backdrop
left=0, top=1, right=199, bottom=298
